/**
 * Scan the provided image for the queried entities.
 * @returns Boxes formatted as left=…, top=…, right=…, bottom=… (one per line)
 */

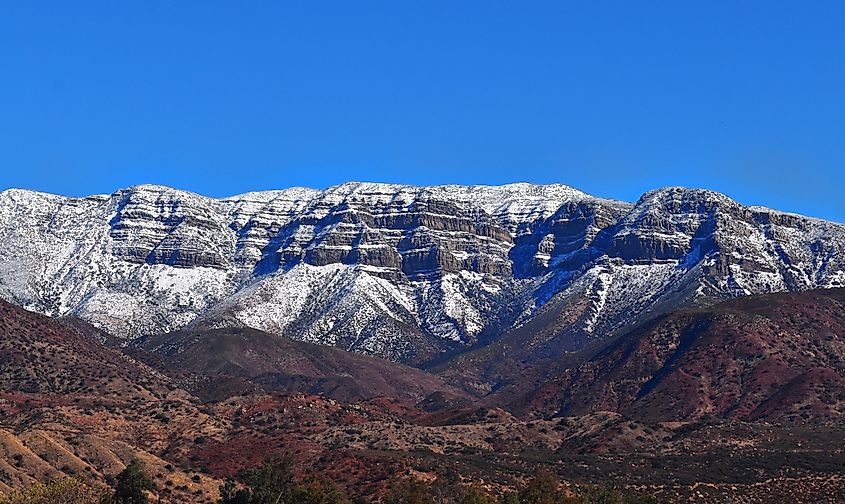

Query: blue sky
left=1, top=1, right=843, bottom=221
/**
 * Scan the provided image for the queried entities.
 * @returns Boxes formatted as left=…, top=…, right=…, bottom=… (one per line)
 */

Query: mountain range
left=1, top=181, right=843, bottom=365
left=4, top=181, right=845, bottom=502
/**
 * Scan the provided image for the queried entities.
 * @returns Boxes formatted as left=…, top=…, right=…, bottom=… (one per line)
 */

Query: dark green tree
left=112, top=459, right=153, bottom=504
left=499, top=491, right=520, bottom=504
left=518, top=473, right=577, bottom=504
left=217, top=457, right=298, bottom=504
left=241, top=457, right=296, bottom=504
left=292, top=478, right=350, bottom=504
left=218, top=479, right=251, bottom=504
left=460, top=487, right=494, bottom=504
left=581, top=486, right=624, bottom=504
left=383, top=478, right=435, bottom=504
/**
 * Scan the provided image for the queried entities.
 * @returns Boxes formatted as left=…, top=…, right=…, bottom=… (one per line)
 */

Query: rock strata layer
left=1, top=182, right=843, bottom=362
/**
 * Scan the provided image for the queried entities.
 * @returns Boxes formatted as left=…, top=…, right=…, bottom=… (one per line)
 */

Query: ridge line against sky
left=3, top=180, right=843, bottom=225
left=1, top=1, right=843, bottom=221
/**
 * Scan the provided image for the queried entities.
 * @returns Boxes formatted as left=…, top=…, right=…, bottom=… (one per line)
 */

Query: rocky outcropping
left=0, top=182, right=843, bottom=363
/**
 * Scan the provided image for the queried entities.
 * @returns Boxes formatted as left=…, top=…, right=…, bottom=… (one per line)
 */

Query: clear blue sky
left=1, top=1, right=843, bottom=221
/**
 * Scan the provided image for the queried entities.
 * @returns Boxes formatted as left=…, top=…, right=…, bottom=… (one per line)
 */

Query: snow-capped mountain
left=0, top=182, right=843, bottom=362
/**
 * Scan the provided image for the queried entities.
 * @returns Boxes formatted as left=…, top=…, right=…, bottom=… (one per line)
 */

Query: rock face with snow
left=0, top=182, right=843, bottom=363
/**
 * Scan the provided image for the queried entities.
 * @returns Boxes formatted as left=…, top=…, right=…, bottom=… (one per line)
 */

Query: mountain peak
left=636, top=186, right=738, bottom=207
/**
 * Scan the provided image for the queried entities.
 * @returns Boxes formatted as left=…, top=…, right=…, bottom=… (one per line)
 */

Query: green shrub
left=0, top=477, right=109, bottom=504
left=383, top=479, right=435, bottom=504
left=112, top=459, right=153, bottom=504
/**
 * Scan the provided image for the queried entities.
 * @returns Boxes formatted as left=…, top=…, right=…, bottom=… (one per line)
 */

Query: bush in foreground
left=0, top=477, right=110, bottom=504
left=112, top=459, right=154, bottom=504
left=218, top=457, right=350, bottom=504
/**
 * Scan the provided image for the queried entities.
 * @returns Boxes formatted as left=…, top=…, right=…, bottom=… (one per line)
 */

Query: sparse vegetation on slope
left=0, top=478, right=109, bottom=504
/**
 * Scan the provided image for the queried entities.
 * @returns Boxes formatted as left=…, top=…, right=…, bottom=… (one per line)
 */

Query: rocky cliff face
left=567, top=187, right=845, bottom=341
left=0, top=182, right=843, bottom=363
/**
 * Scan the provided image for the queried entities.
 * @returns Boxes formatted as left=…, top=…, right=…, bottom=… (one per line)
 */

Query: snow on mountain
left=0, top=182, right=843, bottom=363
left=519, top=186, right=845, bottom=352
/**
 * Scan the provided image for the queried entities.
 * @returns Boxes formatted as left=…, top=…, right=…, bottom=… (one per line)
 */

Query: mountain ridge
left=1, top=181, right=843, bottom=363
left=511, top=287, right=845, bottom=423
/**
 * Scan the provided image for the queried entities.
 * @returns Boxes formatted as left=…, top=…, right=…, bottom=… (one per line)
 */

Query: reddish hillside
left=0, top=300, right=171, bottom=400
left=133, top=327, right=468, bottom=403
left=517, top=288, right=845, bottom=423
left=4, top=296, right=845, bottom=502
left=0, top=300, right=226, bottom=500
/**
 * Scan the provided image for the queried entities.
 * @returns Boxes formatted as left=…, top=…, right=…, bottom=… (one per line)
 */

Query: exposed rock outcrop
left=0, top=182, right=843, bottom=363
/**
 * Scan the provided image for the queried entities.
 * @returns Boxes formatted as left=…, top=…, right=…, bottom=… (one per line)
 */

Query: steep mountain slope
left=513, top=288, right=845, bottom=423
left=436, top=188, right=845, bottom=392
left=132, top=326, right=466, bottom=403
left=510, top=187, right=845, bottom=353
left=1, top=182, right=843, bottom=363
left=0, top=182, right=627, bottom=362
